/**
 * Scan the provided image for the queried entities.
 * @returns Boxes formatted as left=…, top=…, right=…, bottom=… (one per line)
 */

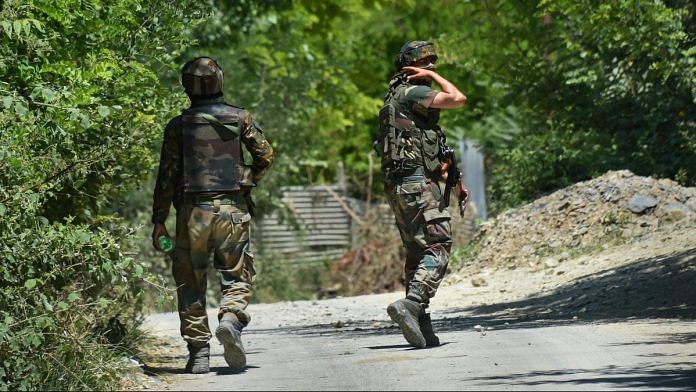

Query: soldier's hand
left=403, top=66, right=434, bottom=82
left=454, top=182, right=470, bottom=218
left=152, top=223, right=170, bottom=251
left=454, top=181, right=469, bottom=203
left=440, top=161, right=450, bottom=181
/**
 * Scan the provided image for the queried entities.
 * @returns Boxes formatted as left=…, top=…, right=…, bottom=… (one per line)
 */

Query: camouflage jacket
left=152, top=97, right=274, bottom=224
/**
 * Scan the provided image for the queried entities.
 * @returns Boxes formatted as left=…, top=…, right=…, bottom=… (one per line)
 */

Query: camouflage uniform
left=379, top=72, right=452, bottom=306
left=152, top=95, right=273, bottom=348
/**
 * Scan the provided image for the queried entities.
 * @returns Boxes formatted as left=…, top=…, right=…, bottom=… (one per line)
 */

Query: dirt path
left=140, top=227, right=696, bottom=390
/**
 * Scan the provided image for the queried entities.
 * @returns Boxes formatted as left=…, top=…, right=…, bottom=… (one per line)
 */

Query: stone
left=520, top=245, right=535, bottom=256
left=558, top=251, right=571, bottom=261
left=549, top=240, right=563, bottom=248
left=471, top=277, right=488, bottom=287
left=474, top=325, right=484, bottom=332
left=333, top=320, right=345, bottom=328
left=543, top=258, right=559, bottom=268
left=626, top=194, right=657, bottom=214
left=661, top=201, right=691, bottom=222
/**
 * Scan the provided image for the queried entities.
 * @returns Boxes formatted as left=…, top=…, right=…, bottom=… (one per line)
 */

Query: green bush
left=0, top=0, right=205, bottom=389
left=477, top=0, right=695, bottom=212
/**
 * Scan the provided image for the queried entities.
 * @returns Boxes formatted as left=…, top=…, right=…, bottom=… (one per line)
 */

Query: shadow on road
left=457, top=363, right=696, bottom=390
left=444, top=247, right=696, bottom=324
left=247, top=247, right=695, bottom=340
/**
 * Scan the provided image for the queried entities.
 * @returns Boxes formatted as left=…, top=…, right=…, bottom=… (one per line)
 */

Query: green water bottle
left=157, top=235, right=174, bottom=253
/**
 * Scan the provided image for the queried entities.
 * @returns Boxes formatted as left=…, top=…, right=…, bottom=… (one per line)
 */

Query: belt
left=385, top=166, right=427, bottom=182
left=182, top=193, right=245, bottom=206
left=400, top=175, right=425, bottom=183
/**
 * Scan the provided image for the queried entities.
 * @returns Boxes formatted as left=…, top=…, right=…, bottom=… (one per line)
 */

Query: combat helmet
left=181, top=57, right=224, bottom=97
left=394, top=41, right=438, bottom=71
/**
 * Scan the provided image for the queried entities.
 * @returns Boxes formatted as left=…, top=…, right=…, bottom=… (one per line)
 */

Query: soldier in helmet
left=377, top=41, right=468, bottom=348
left=151, top=57, right=273, bottom=373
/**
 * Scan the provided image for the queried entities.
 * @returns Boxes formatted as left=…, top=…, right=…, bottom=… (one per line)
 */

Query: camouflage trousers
left=172, top=202, right=256, bottom=348
left=384, top=174, right=452, bottom=305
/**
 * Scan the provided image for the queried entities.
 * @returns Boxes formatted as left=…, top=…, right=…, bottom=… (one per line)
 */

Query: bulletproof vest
left=180, top=103, right=247, bottom=193
left=378, top=74, right=443, bottom=176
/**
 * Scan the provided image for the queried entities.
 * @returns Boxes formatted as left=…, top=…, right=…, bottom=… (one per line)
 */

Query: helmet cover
left=394, top=41, right=438, bottom=70
left=181, top=57, right=224, bottom=97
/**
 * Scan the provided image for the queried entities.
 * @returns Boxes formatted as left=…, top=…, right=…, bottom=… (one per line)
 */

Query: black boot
left=419, top=313, right=440, bottom=347
left=215, top=314, right=246, bottom=370
left=185, top=343, right=210, bottom=374
left=387, top=298, right=426, bottom=349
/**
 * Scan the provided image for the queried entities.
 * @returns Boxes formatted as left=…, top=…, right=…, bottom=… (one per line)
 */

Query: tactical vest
left=378, top=74, right=444, bottom=177
left=180, top=104, right=247, bottom=193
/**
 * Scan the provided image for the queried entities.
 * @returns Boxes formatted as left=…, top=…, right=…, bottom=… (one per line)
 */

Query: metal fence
left=251, top=185, right=362, bottom=263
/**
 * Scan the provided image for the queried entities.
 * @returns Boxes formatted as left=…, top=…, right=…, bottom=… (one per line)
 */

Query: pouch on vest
left=421, top=129, right=441, bottom=174
left=379, top=103, right=421, bottom=167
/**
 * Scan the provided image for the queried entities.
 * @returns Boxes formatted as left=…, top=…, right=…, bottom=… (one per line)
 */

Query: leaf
left=42, top=88, right=58, bottom=102
left=0, top=21, right=11, bottom=38
left=98, top=298, right=109, bottom=309
left=24, top=279, right=37, bottom=289
left=13, top=20, right=21, bottom=37
left=30, top=19, right=43, bottom=32
left=134, top=264, right=144, bottom=278
left=67, top=292, right=80, bottom=303
left=0, top=203, right=5, bottom=216
left=97, top=105, right=111, bottom=117
left=1, top=96, right=12, bottom=109
left=79, top=113, right=92, bottom=128
left=40, top=294, right=54, bottom=312
left=14, top=102, right=28, bottom=116
left=23, top=20, right=32, bottom=36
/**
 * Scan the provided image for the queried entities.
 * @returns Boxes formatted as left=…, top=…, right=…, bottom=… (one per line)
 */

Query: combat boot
left=387, top=298, right=426, bottom=349
left=215, top=313, right=246, bottom=370
left=185, top=343, right=210, bottom=374
left=419, top=313, right=440, bottom=347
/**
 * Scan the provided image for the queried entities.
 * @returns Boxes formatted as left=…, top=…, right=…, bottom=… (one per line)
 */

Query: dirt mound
left=461, top=170, right=695, bottom=272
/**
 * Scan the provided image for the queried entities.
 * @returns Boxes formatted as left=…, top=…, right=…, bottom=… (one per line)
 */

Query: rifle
left=439, top=146, right=469, bottom=217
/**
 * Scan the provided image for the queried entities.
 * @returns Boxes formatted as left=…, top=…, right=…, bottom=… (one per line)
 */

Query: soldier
left=377, top=41, right=468, bottom=348
left=151, top=57, right=273, bottom=373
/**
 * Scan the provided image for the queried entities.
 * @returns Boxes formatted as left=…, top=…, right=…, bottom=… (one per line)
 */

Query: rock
left=543, top=258, right=559, bottom=268
left=661, top=201, right=691, bottom=222
left=471, top=277, right=488, bottom=287
left=627, top=194, right=657, bottom=214
left=333, top=320, right=345, bottom=328
left=549, top=239, right=563, bottom=248
left=520, top=245, right=535, bottom=255
left=558, top=251, right=571, bottom=261
left=474, top=325, right=484, bottom=332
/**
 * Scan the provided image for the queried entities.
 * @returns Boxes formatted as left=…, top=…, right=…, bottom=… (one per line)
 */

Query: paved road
left=143, top=291, right=696, bottom=391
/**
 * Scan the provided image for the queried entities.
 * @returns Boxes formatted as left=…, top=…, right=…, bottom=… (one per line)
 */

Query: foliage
left=252, top=255, right=333, bottom=303
left=0, top=0, right=203, bottom=389
left=464, top=0, right=695, bottom=211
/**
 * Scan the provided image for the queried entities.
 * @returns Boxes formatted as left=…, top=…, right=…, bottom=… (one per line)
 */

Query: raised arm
left=403, top=66, right=467, bottom=109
